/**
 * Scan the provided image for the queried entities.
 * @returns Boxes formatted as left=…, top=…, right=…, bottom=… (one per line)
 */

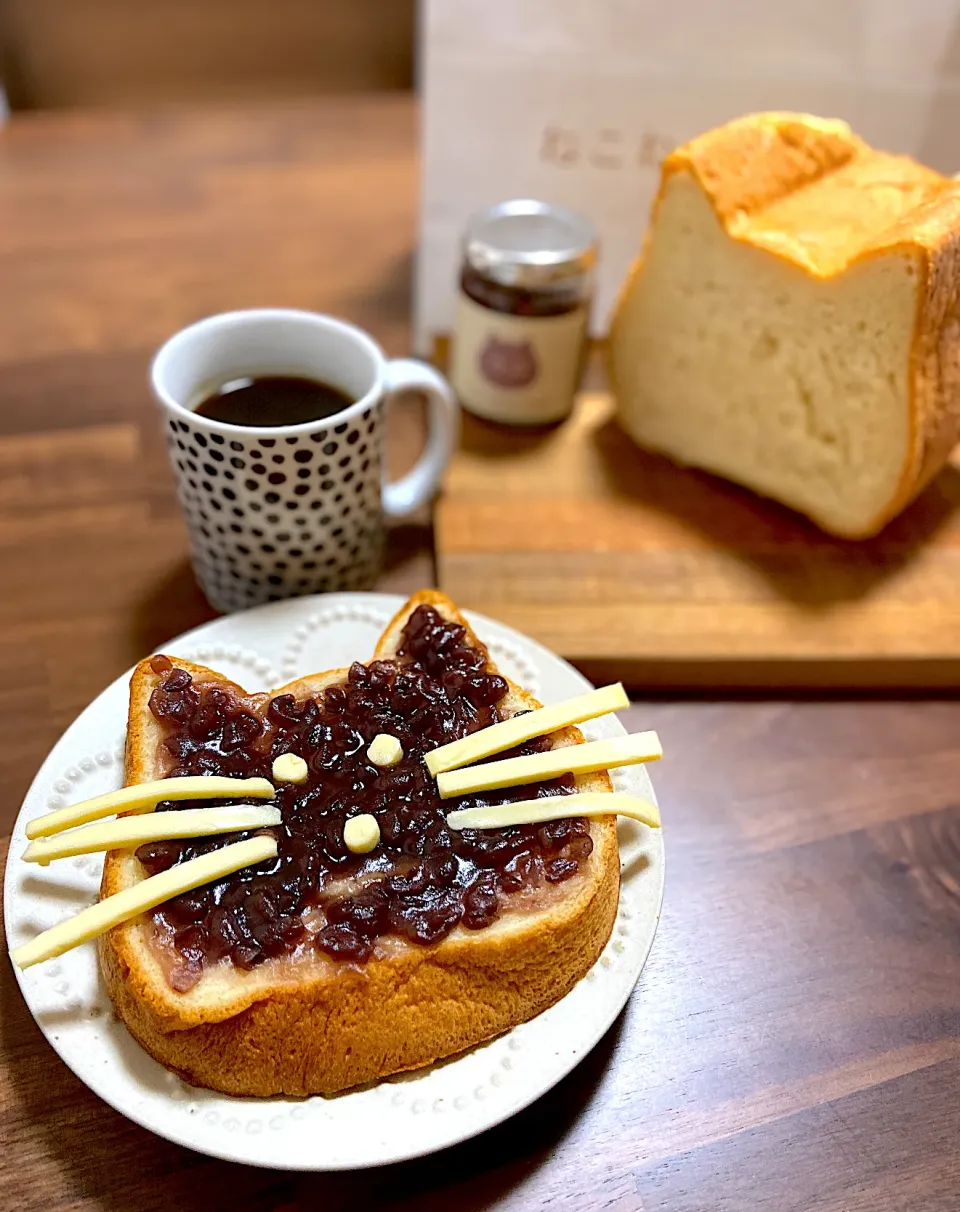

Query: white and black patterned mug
left=151, top=309, right=459, bottom=612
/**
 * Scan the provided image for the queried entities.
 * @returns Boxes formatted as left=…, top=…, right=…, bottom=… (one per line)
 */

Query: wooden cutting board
left=436, top=390, right=960, bottom=689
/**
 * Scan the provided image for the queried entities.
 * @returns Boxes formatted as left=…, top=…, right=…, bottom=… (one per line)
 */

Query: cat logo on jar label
left=478, top=334, right=538, bottom=389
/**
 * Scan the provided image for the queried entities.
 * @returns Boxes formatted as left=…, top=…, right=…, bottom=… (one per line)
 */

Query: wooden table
left=2, top=95, right=960, bottom=1212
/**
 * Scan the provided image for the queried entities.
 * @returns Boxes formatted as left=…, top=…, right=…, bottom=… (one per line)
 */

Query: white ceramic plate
left=4, top=593, right=663, bottom=1170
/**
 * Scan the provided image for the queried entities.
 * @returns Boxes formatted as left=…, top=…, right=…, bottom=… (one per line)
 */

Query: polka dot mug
left=151, top=309, right=459, bottom=612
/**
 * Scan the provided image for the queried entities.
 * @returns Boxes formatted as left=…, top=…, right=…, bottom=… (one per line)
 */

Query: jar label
left=450, top=293, right=588, bottom=425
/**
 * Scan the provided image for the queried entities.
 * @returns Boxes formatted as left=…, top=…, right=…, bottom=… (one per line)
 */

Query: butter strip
left=424, top=684, right=630, bottom=776
left=436, top=731, right=662, bottom=800
left=11, top=836, right=278, bottom=970
left=23, top=805, right=282, bottom=865
left=446, top=792, right=660, bottom=832
left=25, top=776, right=275, bottom=840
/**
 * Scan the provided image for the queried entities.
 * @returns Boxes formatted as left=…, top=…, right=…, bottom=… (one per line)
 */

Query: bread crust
left=99, top=591, right=620, bottom=1096
left=609, top=111, right=960, bottom=539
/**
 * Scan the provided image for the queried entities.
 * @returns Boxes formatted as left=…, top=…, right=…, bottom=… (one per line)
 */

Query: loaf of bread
left=609, top=112, right=960, bottom=538
left=99, top=591, right=620, bottom=1097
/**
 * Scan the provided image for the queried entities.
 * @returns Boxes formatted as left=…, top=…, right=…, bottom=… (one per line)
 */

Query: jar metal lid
left=462, top=199, right=598, bottom=290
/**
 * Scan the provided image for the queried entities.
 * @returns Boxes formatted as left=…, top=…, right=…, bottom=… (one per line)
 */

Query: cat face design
left=479, top=335, right=538, bottom=388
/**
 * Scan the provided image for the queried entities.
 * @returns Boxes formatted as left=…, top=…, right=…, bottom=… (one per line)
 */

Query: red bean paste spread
left=138, top=606, right=592, bottom=983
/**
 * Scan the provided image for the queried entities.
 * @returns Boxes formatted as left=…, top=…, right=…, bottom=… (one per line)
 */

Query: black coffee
left=194, top=375, right=354, bottom=428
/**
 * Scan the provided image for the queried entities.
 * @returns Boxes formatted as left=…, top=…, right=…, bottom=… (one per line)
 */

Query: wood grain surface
left=2, top=94, right=960, bottom=1212
left=0, top=0, right=415, bottom=109
left=437, top=391, right=960, bottom=688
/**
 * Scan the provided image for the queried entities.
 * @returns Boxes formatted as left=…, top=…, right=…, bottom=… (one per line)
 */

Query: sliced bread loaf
left=609, top=112, right=960, bottom=538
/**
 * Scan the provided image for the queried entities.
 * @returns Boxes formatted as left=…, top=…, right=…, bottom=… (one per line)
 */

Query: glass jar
left=450, top=199, right=597, bottom=426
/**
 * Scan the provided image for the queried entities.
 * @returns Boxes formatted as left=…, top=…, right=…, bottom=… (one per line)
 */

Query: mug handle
left=381, top=359, right=460, bottom=518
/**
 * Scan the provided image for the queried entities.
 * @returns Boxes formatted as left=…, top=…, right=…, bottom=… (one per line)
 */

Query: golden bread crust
left=98, top=591, right=620, bottom=1095
left=658, top=112, right=949, bottom=277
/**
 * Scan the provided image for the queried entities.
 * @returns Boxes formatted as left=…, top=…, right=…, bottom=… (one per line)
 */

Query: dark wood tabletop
left=2, top=94, right=960, bottom=1212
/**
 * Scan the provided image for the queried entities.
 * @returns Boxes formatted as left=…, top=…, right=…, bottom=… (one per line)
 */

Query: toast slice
left=99, top=591, right=620, bottom=1096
